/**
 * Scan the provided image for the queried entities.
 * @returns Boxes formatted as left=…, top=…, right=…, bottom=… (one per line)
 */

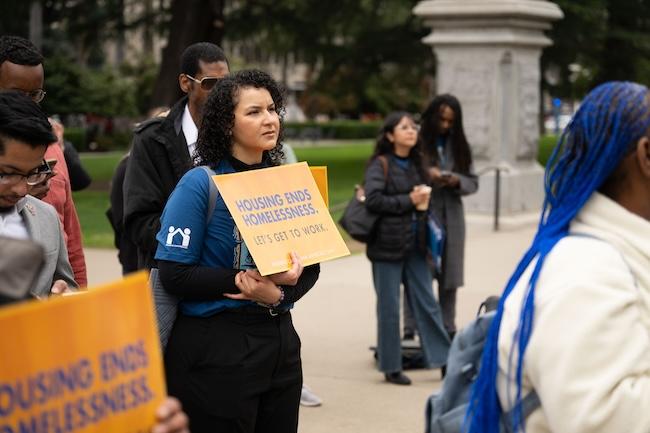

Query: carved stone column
left=414, top=0, right=563, bottom=214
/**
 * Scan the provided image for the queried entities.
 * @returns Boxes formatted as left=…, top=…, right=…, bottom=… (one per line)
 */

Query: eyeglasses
left=185, top=74, right=221, bottom=91
left=21, top=89, right=46, bottom=103
left=0, top=161, right=52, bottom=186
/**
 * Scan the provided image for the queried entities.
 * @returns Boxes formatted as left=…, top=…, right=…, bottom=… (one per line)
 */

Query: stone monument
left=413, top=0, right=563, bottom=214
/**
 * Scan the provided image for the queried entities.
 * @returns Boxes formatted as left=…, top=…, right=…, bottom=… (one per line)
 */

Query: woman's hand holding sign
left=152, top=397, right=189, bottom=433
left=227, top=252, right=304, bottom=305
left=269, top=251, right=303, bottom=286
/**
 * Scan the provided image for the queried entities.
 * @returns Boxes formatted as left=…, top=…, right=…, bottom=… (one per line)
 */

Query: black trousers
left=165, top=308, right=302, bottom=433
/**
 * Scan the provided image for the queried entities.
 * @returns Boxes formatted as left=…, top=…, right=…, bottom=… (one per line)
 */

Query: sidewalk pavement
left=85, top=216, right=537, bottom=433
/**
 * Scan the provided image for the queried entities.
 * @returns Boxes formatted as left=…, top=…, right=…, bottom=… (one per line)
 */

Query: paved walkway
left=85, top=216, right=537, bottom=433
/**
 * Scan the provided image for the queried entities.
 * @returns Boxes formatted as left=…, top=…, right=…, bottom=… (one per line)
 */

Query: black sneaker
left=403, top=332, right=415, bottom=341
left=385, top=371, right=412, bottom=385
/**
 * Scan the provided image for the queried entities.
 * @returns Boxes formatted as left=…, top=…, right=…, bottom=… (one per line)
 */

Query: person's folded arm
left=158, top=260, right=240, bottom=301
left=281, top=263, right=320, bottom=304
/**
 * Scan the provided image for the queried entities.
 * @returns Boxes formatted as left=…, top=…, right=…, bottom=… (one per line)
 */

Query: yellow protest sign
left=0, top=272, right=166, bottom=433
left=213, top=162, right=350, bottom=275
left=309, top=166, right=328, bottom=207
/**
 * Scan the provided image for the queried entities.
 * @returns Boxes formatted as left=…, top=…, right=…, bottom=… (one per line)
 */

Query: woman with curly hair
left=155, top=69, right=320, bottom=433
left=365, top=112, right=450, bottom=385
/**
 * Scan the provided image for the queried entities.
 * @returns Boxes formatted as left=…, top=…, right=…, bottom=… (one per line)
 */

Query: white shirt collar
left=181, top=104, right=199, bottom=157
left=0, top=204, right=29, bottom=240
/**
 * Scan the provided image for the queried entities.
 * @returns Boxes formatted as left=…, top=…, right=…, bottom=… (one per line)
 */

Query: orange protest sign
left=212, top=162, right=350, bottom=275
left=0, top=272, right=166, bottom=433
left=309, top=166, right=328, bottom=207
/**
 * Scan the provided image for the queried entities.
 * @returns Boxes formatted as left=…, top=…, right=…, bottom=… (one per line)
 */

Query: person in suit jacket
left=19, top=195, right=76, bottom=297
left=0, top=91, right=76, bottom=297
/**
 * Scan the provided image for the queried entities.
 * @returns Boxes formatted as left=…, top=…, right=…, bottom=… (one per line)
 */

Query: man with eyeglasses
left=0, top=35, right=87, bottom=287
left=0, top=91, right=76, bottom=297
left=0, top=36, right=46, bottom=104
left=0, top=90, right=192, bottom=433
left=123, top=42, right=229, bottom=269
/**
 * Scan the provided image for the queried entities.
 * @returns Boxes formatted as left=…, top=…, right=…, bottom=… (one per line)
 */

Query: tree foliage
left=543, top=0, right=650, bottom=98
left=226, top=0, right=434, bottom=117
left=4, top=0, right=650, bottom=116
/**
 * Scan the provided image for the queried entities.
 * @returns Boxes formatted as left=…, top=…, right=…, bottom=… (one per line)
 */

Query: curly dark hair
left=0, top=36, right=43, bottom=67
left=369, top=111, right=428, bottom=181
left=195, top=69, right=285, bottom=167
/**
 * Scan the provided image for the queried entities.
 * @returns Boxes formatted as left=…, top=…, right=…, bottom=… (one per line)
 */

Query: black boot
left=385, top=371, right=412, bottom=385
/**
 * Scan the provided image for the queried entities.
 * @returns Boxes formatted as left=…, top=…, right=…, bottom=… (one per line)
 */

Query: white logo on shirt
left=166, top=226, right=191, bottom=248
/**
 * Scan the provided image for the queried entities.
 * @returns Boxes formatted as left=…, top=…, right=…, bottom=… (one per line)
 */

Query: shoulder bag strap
left=198, top=166, right=220, bottom=223
left=501, top=391, right=541, bottom=433
left=377, top=155, right=389, bottom=182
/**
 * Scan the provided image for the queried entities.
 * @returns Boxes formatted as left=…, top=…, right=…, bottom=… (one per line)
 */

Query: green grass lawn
left=73, top=152, right=125, bottom=248
left=538, top=135, right=559, bottom=167
left=75, top=138, right=557, bottom=249
left=294, top=143, right=373, bottom=213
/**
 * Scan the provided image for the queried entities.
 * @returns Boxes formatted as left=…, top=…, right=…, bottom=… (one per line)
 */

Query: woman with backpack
left=467, top=82, right=650, bottom=433
left=364, top=111, right=450, bottom=385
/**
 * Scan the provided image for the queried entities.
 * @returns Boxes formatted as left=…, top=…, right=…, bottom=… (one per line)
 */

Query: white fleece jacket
left=497, top=192, right=650, bottom=433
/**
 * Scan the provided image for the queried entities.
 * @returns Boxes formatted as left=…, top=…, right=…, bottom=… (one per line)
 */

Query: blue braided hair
left=466, top=81, right=650, bottom=433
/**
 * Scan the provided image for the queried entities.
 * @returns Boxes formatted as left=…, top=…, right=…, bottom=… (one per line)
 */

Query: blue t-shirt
left=155, top=160, right=257, bottom=317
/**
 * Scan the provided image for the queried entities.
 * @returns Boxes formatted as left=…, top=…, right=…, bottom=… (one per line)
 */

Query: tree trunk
left=115, top=0, right=126, bottom=65
left=149, top=0, right=225, bottom=109
left=29, top=1, right=43, bottom=50
left=143, top=0, right=154, bottom=55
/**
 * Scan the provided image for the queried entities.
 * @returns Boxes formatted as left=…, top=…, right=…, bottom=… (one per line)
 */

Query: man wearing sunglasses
left=123, top=42, right=229, bottom=269
left=0, top=35, right=87, bottom=287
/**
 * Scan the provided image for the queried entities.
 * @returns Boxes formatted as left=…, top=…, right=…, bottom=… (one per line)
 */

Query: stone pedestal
left=414, top=0, right=563, bottom=214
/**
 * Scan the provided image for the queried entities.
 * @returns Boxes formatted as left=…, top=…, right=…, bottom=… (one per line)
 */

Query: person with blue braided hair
left=466, top=81, right=650, bottom=433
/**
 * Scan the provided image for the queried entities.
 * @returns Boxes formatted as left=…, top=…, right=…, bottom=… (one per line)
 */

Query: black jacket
left=123, top=97, right=193, bottom=269
left=63, top=142, right=92, bottom=191
left=107, top=154, right=138, bottom=275
left=364, top=155, right=426, bottom=262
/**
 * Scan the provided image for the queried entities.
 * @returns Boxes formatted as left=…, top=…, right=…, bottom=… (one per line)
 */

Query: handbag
left=150, top=165, right=219, bottom=350
left=339, top=156, right=389, bottom=243
left=426, top=211, right=445, bottom=275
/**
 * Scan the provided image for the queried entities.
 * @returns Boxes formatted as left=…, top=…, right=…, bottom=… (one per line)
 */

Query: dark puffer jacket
left=364, top=154, right=427, bottom=262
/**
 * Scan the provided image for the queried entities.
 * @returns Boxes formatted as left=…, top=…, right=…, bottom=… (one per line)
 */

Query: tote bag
left=338, top=185, right=381, bottom=243
left=338, top=156, right=388, bottom=243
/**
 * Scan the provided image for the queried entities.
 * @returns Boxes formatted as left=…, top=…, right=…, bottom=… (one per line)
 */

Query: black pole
left=494, top=168, right=501, bottom=231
